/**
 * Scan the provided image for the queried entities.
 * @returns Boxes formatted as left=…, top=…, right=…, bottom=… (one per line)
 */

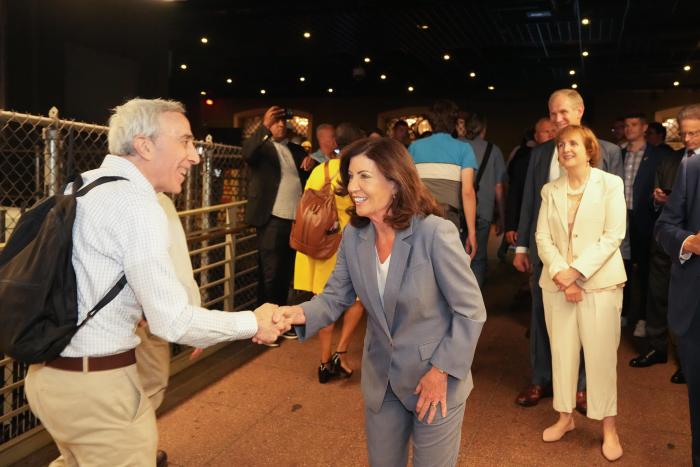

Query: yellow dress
left=293, top=158, right=352, bottom=294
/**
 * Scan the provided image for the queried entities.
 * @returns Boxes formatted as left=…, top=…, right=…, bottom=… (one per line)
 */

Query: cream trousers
left=542, top=287, right=623, bottom=420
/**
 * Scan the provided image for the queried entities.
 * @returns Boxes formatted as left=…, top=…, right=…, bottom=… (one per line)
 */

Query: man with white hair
left=23, top=98, right=286, bottom=466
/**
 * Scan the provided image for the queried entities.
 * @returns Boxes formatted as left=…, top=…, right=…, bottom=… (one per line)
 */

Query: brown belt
left=46, top=349, right=136, bottom=372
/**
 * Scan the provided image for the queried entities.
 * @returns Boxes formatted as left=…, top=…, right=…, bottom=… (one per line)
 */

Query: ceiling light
left=380, top=74, right=387, bottom=80
left=260, top=89, right=266, bottom=95
left=684, top=65, right=691, bottom=71
left=418, top=24, right=429, bottom=30
left=443, top=54, right=451, bottom=61
left=469, top=72, right=476, bottom=78
left=673, top=81, right=680, bottom=87
left=226, top=78, right=233, bottom=84
left=200, top=91, right=206, bottom=96
left=571, top=83, right=578, bottom=89
left=581, top=18, right=590, bottom=25
left=299, top=76, right=306, bottom=82
left=179, top=64, right=187, bottom=70
left=569, top=69, right=576, bottom=75
left=487, top=85, right=495, bottom=91
left=205, top=99, right=214, bottom=106
left=303, top=32, right=311, bottom=39
left=200, top=37, right=208, bottom=44
left=407, top=86, right=414, bottom=92
left=364, top=57, right=371, bottom=63
left=582, top=51, right=589, bottom=57
left=327, top=88, right=334, bottom=93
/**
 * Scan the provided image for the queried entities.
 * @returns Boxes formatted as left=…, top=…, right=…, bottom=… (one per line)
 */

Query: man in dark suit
left=635, top=148, right=685, bottom=379
left=504, top=118, right=556, bottom=246
left=655, top=104, right=700, bottom=467
left=243, top=106, right=310, bottom=324
left=620, top=114, right=666, bottom=341
left=513, top=89, right=623, bottom=411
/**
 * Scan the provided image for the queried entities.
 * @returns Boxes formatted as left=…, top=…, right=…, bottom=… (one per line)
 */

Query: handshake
left=252, top=304, right=307, bottom=345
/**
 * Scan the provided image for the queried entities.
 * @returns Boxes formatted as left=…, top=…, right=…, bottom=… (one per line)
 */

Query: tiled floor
left=14, top=258, right=692, bottom=466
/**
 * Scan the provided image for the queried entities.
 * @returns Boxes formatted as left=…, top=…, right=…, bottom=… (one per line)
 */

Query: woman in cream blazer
left=535, top=125, right=627, bottom=462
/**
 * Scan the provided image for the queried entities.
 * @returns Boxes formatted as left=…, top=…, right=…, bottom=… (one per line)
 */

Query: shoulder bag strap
left=475, top=142, right=493, bottom=192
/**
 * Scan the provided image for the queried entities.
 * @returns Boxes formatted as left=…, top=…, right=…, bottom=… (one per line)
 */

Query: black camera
left=280, top=108, right=294, bottom=119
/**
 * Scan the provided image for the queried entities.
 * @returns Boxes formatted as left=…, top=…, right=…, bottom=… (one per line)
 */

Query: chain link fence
left=0, top=108, right=258, bottom=453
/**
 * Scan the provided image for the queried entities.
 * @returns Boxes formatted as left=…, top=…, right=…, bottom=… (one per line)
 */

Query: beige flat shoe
left=601, top=439, right=623, bottom=462
left=542, top=419, right=575, bottom=442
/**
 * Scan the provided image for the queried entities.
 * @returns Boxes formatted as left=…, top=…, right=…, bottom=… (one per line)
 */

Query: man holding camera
left=243, top=106, right=311, bottom=341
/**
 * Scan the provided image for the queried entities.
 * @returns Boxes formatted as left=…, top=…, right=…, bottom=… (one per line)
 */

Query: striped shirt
left=62, top=155, right=257, bottom=357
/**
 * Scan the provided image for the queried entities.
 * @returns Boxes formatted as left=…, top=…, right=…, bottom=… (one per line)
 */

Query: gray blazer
left=296, top=214, right=486, bottom=413
left=516, top=138, right=623, bottom=264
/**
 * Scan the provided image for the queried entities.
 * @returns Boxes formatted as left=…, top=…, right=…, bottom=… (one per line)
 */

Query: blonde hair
left=556, top=125, right=601, bottom=167
left=548, top=89, right=584, bottom=109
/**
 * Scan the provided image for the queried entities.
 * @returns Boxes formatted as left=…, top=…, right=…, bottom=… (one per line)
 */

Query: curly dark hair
left=336, top=137, right=443, bottom=230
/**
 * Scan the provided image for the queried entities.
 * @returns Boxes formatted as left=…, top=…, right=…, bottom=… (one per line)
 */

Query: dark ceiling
left=163, top=0, right=700, bottom=101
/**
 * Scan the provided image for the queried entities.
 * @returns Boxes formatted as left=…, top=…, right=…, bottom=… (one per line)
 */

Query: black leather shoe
left=671, top=368, right=686, bottom=384
left=156, top=450, right=168, bottom=467
left=318, top=362, right=333, bottom=384
left=629, top=349, right=668, bottom=368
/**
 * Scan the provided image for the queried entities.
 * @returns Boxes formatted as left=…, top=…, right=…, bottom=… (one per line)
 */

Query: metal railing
left=0, top=108, right=257, bottom=458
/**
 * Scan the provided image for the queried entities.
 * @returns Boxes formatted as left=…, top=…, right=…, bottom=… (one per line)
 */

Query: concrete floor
left=13, top=255, right=692, bottom=466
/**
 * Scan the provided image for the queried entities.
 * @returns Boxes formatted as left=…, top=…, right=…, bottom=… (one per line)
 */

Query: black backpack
left=0, top=175, right=127, bottom=363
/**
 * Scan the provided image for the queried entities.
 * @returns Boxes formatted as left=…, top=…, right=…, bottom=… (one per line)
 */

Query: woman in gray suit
left=279, top=137, right=486, bottom=466
left=535, top=125, right=627, bottom=461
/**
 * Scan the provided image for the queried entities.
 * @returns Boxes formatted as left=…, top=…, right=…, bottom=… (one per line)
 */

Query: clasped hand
left=553, top=267, right=581, bottom=290
left=252, top=304, right=308, bottom=345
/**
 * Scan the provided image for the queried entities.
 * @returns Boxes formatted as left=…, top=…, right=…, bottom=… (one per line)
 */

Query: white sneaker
left=633, top=319, right=647, bottom=338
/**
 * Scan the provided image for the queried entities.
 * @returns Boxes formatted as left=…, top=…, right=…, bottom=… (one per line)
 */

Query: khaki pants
left=542, top=287, right=623, bottom=420
left=25, top=364, right=157, bottom=467
left=135, top=324, right=171, bottom=411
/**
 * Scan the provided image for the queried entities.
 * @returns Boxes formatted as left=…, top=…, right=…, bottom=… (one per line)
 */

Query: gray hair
left=548, top=89, right=584, bottom=108
left=108, top=98, right=186, bottom=156
left=677, top=104, right=700, bottom=124
left=316, top=123, right=335, bottom=135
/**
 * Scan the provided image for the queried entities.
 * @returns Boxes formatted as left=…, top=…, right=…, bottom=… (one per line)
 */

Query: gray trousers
left=365, top=384, right=466, bottom=467
left=530, top=262, right=586, bottom=390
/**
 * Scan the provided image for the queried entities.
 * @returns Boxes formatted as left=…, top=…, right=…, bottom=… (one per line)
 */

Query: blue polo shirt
left=409, top=133, right=477, bottom=209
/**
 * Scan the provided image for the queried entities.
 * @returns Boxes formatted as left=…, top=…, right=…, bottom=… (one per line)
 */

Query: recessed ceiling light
left=581, top=18, right=590, bottom=25
left=205, top=99, right=214, bottom=106
left=364, top=57, right=371, bottom=63
left=260, top=89, right=266, bottom=95
left=418, top=24, right=429, bottom=30
left=200, top=37, right=208, bottom=44
left=684, top=65, right=691, bottom=71
left=571, top=83, right=578, bottom=89
left=407, top=85, right=414, bottom=92
left=380, top=74, right=387, bottom=80
left=200, top=91, right=206, bottom=96
left=226, top=78, right=233, bottom=84
left=673, top=81, right=680, bottom=87
left=303, top=32, right=311, bottom=39
left=487, top=85, right=495, bottom=91
left=582, top=51, right=589, bottom=57
left=569, top=69, right=576, bottom=75
left=327, top=88, right=334, bottom=93
left=443, top=54, right=451, bottom=61
left=179, top=64, right=187, bottom=70
left=469, top=72, right=476, bottom=78
left=299, top=76, right=306, bottom=82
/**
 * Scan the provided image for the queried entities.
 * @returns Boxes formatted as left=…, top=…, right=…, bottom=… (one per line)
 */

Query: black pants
left=645, top=241, right=673, bottom=355
left=678, top=316, right=700, bottom=467
left=623, top=257, right=650, bottom=323
left=255, top=216, right=294, bottom=306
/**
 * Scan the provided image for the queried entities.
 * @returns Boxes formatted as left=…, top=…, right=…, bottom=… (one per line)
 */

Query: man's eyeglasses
left=679, top=130, right=700, bottom=139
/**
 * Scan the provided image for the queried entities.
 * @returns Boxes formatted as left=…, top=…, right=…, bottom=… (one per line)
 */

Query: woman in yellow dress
left=294, top=154, right=365, bottom=383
